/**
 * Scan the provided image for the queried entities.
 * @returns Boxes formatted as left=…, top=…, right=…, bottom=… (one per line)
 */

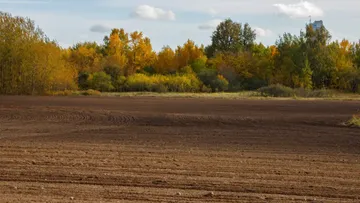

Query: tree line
left=1, top=11, right=359, bottom=95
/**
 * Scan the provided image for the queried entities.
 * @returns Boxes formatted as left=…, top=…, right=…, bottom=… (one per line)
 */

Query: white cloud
left=90, top=24, right=111, bottom=33
left=254, top=27, right=272, bottom=37
left=198, top=19, right=222, bottom=30
left=273, top=1, right=324, bottom=18
left=130, top=5, right=175, bottom=21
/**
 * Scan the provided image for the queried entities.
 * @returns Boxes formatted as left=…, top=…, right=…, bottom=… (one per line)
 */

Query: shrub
left=201, top=85, right=213, bottom=93
left=78, top=72, right=91, bottom=90
left=113, top=76, right=127, bottom=92
left=241, top=78, right=268, bottom=90
left=258, top=84, right=295, bottom=97
left=125, top=73, right=153, bottom=91
left=153, top=84, right=169, bottom=93
left=125, top=73, right=202, bottom=92
left=87, top=72, right=114, bottom=92
left=213, top=75, right=229, bottom=92
left=82, top=89, right=101, bottom=96
left=197, top=69, right=229, bottom=92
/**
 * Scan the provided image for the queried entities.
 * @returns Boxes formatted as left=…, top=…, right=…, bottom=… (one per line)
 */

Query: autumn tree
left=175, top=39, right=206, bottom=70
left=155, top=46, right=176, bottom=74
left=0, top=12, right=76, bottom=95
left=327, top=39, right=358, bottom=91
left=68, top=42, right=103, bottom=73
left=103, top=28, right=129, bottom=74
left=127, top=31, right=156, bottom=75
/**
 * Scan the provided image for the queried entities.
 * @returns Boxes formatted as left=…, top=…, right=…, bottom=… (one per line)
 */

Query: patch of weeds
left=345, top=115, right=360, bottom=128
left=81, top=89, right=101, bottom=96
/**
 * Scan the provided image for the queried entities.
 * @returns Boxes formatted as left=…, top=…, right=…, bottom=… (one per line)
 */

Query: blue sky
left=1, top=0, right=359, bottom=51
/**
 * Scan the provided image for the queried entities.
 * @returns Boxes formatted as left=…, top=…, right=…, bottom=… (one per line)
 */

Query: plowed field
left=0, top=96, right=359, bottom=203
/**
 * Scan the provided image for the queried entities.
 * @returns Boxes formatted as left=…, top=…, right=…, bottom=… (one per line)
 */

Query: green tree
left=205, top=19, right=256, bottom=57
left=305, top=23, right=332, bottom=88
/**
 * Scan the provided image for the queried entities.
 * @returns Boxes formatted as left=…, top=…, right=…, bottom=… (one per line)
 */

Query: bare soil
left=0, top=96, right=360, bottom=203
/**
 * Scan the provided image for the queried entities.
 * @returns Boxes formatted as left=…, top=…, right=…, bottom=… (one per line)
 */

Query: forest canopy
left=1, top=12, right=360, bottom=95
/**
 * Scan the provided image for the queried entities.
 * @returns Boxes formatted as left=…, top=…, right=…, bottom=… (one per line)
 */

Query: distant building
left=311, top=20, right=323, bottom=31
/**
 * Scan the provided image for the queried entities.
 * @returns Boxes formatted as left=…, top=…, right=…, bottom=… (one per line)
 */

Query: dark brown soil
left=1, top=96, right=359, bottom=202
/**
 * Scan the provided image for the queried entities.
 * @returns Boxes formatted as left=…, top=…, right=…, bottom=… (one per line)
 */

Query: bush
left=78, top=72, right=90, bottom=90
left=167, top=74, right=202, bottom=92
left=241, top=78, right=268, bottom=90
left=87, top=72, right=114, bottom=92
left=201, top=85, right=213, bottom=93
left=197, top=68, right=229, bottom=92
left=125, top=73, right=202, bottom=92
left=82, top=89, right=101, bottom=96
left=113, top=76, right=127, bottom=92
left=258, top=84, right=295, bottom=97
left=213, top=75, right=229, bottom=92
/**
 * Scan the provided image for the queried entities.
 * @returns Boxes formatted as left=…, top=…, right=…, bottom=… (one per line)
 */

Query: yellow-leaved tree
left=68, top=42, right=103, bottom=73
left=175, top=40, right=206, bottom=70
left=103, top=28, right=129, bottom=73
left=155, top=46, right=176, bottom=74
left=127, top=31, right=156, bottom=75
